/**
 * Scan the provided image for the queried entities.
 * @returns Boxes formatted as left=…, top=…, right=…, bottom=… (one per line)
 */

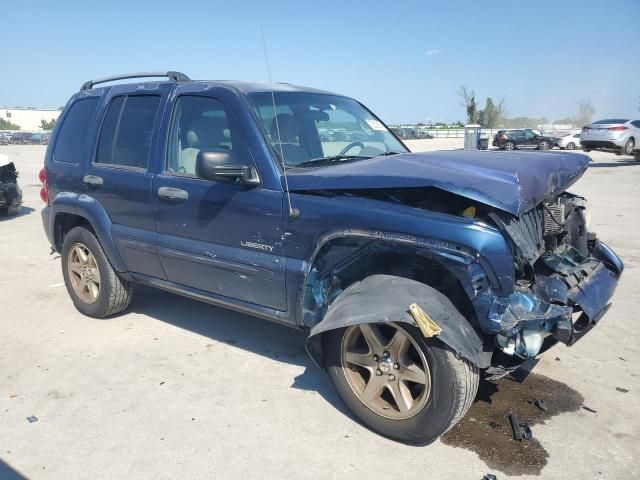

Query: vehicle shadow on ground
left=129, top=285, right=353, bottom=419
left=0, top=205, right=35, bottom=221
left=0, top=458, right=26, bottom=479
left=590, top=159, right=640, bottom=168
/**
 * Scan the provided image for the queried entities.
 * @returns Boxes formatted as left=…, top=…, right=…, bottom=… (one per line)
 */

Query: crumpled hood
left=286, top=150, right=590, bottom=215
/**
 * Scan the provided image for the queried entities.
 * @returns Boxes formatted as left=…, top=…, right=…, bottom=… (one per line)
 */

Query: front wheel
left=61, top=225, right=133, bottom=317
left=538, top=141, right=550, bottom=150
left=504, top=141, right=515, bottom=151
left=324, top=322, right=478, bottom=444
left=566, top=142, right=576, bottom=150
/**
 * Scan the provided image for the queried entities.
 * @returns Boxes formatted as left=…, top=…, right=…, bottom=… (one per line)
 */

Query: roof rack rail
left=80, top=71, right=191, bottom=91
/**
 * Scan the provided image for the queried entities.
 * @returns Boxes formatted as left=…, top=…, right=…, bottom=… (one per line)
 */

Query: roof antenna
left=260, top=25, right=299, bottom=219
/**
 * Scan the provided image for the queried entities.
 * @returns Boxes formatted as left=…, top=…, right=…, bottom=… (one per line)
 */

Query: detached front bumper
left=489, top=240, right=623, bottom=354
left=552, top=241, right=623, bottom=345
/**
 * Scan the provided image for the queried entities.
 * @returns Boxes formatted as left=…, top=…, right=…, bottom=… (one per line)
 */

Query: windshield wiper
left=295, top=151, right=404, bottom=168
left=295, top=155, right=368, bottom=168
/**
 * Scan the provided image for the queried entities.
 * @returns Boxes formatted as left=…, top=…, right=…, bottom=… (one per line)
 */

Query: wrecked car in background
left=40, top=71, right=623, bottom=445
left=0, top=160, right=22, bottom=216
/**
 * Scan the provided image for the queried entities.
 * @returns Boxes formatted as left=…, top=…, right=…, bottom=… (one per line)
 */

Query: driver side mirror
left=195, top=151, right=259, bottom=186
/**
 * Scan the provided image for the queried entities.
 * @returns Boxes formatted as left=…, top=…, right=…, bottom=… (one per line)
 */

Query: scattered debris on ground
left=26, top=415, right=38, bottom=423
left=615, top=387, right=629, bottom=393
left=441, top=372, right=584, bottom=476
left=582, top=406, right=597, bottom=413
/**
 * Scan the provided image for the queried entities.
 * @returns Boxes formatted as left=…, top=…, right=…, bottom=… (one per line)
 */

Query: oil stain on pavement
left=441, top=372, right=584, bottom=476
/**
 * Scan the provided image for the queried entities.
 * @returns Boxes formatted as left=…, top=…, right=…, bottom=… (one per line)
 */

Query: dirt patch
left=441, top=372, right=584, bottom=476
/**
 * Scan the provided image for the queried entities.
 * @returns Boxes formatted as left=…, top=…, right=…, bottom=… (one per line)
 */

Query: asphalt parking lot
left=1, top=142, right=639, bottom=479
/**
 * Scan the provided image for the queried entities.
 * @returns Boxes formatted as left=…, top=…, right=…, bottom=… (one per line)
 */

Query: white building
left=1, top=107, right=62, bottom=131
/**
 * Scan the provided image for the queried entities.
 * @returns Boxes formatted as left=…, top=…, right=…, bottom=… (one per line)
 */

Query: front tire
left=538, top=140, right=550, bottom=150
left=324, top=322, right=478, bottom=444
left=566, top=142, right=576, bottom=150
left=61, top=225, right=133, bottom=318
left=504, top=141, right=515, bottom=151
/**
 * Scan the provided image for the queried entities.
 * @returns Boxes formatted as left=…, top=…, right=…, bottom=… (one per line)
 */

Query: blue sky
left=1, top=0, right=639, bottom=123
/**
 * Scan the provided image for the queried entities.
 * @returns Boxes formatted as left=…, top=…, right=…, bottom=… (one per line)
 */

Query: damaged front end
left=0, top=161, right=23, bottom=216
left=486, top=193, right=623, bottom=366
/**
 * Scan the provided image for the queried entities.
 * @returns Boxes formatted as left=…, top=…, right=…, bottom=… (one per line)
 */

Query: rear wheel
left=566, top=142, right=576, bottom=150
left=61, top=225, right=133, bottom=317
left=0, top=203, right=21, bottom=216
left=504, top=141, right=515, bottom=151
left=325, top=321, right=478, bottom=444
left=623, top=138, right=635, bottom=155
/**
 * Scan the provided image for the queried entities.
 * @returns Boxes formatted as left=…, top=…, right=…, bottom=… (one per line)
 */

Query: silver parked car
left=581, top=118, right=640, bottom=155
left=555, top=132, right=581, bottom=150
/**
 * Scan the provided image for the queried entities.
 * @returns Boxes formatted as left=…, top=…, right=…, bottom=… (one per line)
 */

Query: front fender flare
left=305, top=275, right=493, bottom=369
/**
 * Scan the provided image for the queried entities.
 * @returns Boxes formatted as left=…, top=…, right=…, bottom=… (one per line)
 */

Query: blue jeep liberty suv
left=40, top=71, right=623, bottom=444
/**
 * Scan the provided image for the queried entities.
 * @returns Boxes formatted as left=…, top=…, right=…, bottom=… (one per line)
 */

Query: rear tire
left=566, top=142, right=576, bottom=150
left=0, top=203, right=21, bottom=216
left=504, top=141, right=515, bottom=151
left=324, top=322, right=478, bottom=444
left=61, top=225, right=133, bottom=318
left=623, top=138, right=635, bottom=156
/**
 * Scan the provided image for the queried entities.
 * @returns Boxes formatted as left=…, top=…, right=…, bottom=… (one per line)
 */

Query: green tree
left=458, top=86, right=478, bottom=124
left=0, top=118, right=20, bottom=130
left=40, top=118, right=56, bottom=130
left=479, top=97, right=506, bottom=128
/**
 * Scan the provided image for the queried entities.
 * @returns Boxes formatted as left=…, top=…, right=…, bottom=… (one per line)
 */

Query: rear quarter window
left=52, top=97, right=99, bottom=163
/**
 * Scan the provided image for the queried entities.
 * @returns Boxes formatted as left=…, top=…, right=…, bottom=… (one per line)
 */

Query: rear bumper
left=41, top=206, right=54, bottom=248
left=581, top=140, right=623, bottom=149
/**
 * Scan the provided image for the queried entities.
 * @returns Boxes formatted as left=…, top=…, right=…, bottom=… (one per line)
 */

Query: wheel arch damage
left=305, top=274, right=493, bottom=369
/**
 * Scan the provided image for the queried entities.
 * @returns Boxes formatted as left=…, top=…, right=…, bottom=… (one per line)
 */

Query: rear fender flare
left=51, top=192, right=126, bottom=272
left=305, top=274, right=493, bottom=369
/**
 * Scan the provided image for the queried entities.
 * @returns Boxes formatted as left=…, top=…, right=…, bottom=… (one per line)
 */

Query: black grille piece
left=490, top=207, right=544, bottom=264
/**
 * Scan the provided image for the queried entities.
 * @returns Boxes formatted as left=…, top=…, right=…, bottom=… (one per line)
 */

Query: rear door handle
left=83, top=175, right=103, bottom=188
left=157, top=186, right=189, bottom=201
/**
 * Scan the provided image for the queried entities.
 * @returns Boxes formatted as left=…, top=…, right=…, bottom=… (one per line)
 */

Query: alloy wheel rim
left=625, top=141, right=634, bottom=154
left=68, top=243, right=101, bottom=304
left=341, top=322, right=431, bottom=420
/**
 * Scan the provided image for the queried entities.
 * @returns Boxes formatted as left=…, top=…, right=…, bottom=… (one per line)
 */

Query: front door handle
left=157, top=186, right=189, bottom=201
left=83, top=175, right=103, bottom=188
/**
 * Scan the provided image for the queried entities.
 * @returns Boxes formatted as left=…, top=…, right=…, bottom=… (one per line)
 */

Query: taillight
left=39, top=167, right=48, bottom=205
left=582, top=126, right=590, bottom=132
left=608, top=126, right=628, bottom=131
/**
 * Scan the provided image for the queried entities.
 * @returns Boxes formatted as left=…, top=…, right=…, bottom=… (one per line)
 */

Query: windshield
left=249, top=92, right=408, bottom=168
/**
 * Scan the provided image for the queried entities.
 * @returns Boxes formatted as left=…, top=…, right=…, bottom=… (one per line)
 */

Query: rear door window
left=52, top=97, right=99, bottom=163
left=95, top=95, right=161, bottom=169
